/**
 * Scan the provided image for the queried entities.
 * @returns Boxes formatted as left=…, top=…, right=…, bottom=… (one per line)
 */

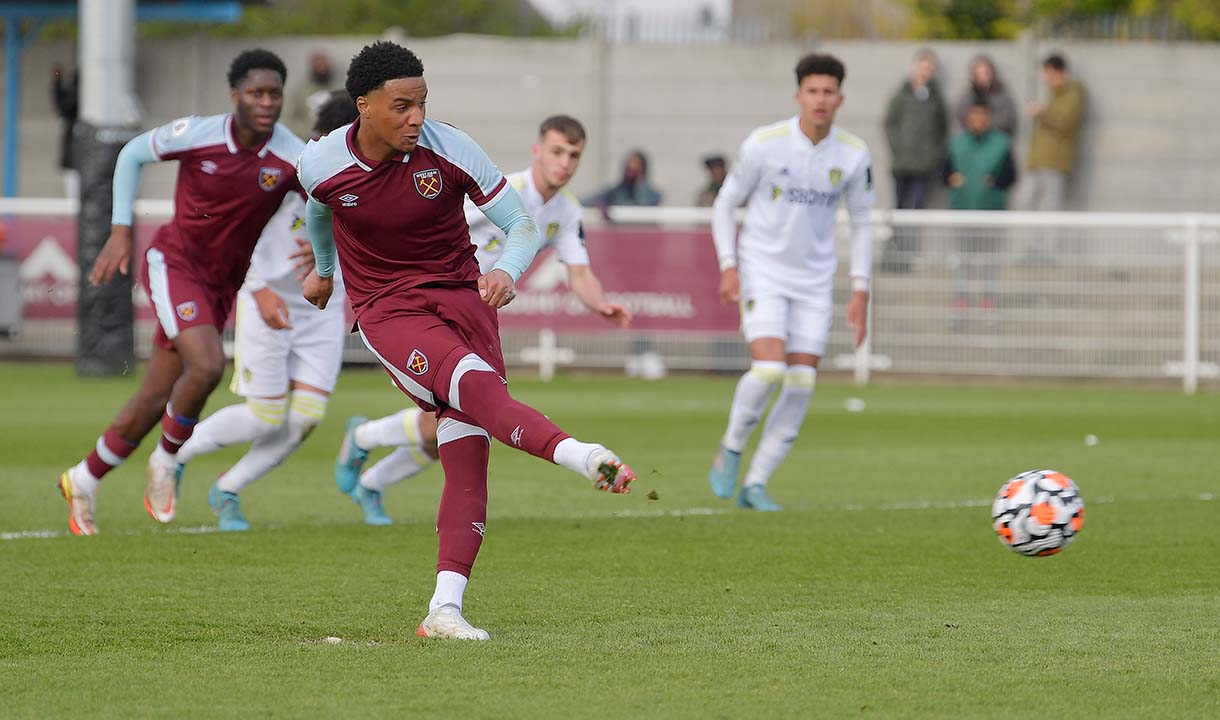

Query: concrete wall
left=5, top=33, right=1219, bottom=211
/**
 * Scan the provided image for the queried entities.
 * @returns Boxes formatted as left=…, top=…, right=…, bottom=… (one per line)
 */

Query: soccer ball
left=992, top=469, right=1085, bottom=556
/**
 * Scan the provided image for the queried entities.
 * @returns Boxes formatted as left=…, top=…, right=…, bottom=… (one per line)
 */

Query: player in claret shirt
left=58, top=49, right=305, bottom=535
left=334, top=114, right=632, bottom=527
left=297, top=41, right=636, bottom=641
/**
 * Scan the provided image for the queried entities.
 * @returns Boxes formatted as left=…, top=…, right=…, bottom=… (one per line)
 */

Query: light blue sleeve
left=481, top=186, right=540, bottom=281
left=305, top=196, right=337, bottom=279
left=110, top=130, right=158, bottom=226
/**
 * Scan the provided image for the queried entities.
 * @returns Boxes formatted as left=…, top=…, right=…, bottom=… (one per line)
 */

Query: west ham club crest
left=259, top=166, right=283, bottom=192
left=413, top=169, right=442, bottom=199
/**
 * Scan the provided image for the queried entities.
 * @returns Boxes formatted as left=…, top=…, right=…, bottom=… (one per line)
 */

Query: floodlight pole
left=75, top=0, right=140, bottom=376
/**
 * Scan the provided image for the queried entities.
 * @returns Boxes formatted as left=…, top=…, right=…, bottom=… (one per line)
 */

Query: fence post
left=1182, top=215, right=1201, bottom=395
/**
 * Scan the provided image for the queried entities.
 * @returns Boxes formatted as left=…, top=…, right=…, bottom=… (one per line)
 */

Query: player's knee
left=288, top=389, right=329, bottom=438
left=782, top=365, right=817, bottom=396
left=446, top=353, right=504, bottom=413
left=185, top=353, right=226, bottom=389
left=246, top=396, right=287, bottom=430
left=748, top=360, right=787, bottom=386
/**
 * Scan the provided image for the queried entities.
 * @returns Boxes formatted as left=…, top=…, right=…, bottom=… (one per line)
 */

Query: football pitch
left=1, top=361, right=1218, bottom=718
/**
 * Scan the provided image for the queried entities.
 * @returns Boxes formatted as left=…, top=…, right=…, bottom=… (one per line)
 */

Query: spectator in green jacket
left=882, top=48, right=948, bottom=272
left=1024, top=53, right=1086, bottom=212
left=945, top=98, right=1017, bottom=329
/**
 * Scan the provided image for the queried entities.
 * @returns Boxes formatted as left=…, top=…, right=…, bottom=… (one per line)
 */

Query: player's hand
left=290, top=238, right=315, bottom=283
left=479, top=268, right=517, bottom=309
left=718, top=267, right=740, bottom=304
left=948, top=172, right=964, bottom=188
left=89, top=226, right=133, bottom=286
left=252, top=287, right=293, bottom=330
left=302, top=270, right=334, bottom=310
left=847, top=290, right=869, bottom=348
left=1025, top=100, right=1044, bottom=117
left=597, top=302, right=632, bottom=328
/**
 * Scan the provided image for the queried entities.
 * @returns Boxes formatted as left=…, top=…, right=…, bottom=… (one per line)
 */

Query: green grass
left=1, top=361, right=1218, bottom=718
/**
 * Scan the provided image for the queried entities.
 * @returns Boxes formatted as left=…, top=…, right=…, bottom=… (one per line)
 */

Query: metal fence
left=2, top=199, right=1217, bottom=393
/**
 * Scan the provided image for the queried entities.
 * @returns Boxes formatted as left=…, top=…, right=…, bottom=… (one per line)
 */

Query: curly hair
left=345, top=41, right=425, bottom=99
left=794, top=53, right=845, bottom=87
left=227, top=48, right=287, bottom=89
left=313, top=90, right=358, bottom=136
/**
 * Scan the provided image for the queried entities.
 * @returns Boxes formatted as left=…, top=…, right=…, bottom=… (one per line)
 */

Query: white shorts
left=739, top=288, right=833, bottom=357
left=231, top=281, right=347, bottom=397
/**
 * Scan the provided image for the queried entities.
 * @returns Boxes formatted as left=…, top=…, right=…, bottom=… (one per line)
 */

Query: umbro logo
left=510, top=425, right=523, bottom=447
left=339, top=193, right=359, bottom=207
left=200, top=160, right=218, bottom=175
left=778, top=167, right=790, bottom=175
left=472, top=522, right=486, bottom=537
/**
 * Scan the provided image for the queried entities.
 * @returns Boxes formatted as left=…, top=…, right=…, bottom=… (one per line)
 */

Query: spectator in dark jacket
left=882, top=48, right=948, bottom=271
left=954, top=54, right=1017, bottom=137
left=585, top=150, right=663, bottom=209
left=944, top=98, right=1017, bottom=328
left=885, top=48, right=948, bottom=209
left=51, top=64, right=80, bottom=199
left=694, top=154, right=727, bottom=207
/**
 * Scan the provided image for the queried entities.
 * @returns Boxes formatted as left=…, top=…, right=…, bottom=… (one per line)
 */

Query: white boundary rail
left=3, top=199, right=1218, bottom=393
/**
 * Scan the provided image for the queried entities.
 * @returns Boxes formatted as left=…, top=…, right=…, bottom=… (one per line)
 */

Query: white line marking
left=4, top=493, right=1213, bottom=541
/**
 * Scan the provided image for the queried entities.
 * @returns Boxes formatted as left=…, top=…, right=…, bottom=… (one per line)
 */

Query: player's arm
left=845, top=150, right=876, bottom=348
left=566, top=264, right=631, bottom=328
left=555, top=212, right=630, bottom=327
left=90, top=129, right=159, bottom=285
left=301, top=195, right=336, bottom=310
left=712, top=137, right=762, bottom=304
left=479, top=186, right=540, bottom=309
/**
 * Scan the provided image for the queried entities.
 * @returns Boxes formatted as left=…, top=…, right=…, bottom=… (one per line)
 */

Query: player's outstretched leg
left=344, top=408, right=439, bottom=525
left=416, top=421, right=491, bottom=641
left=176, top=397, right=287, bottom=470
left=737, top=366, right=816, bottom=512
left=202, top=388, right=327, bottom=530
left=57, top=344, right=181, bottom=535
left=145, top=326, right=227, bottom=524
left=444, top=355, right=635, bottom=493
left=709, top=360, right=785, bottom=499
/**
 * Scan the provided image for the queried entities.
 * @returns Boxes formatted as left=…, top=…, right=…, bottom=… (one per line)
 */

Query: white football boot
left=416, top=605, right=490, bottom=641
left=586, top=447, right=636, bottom=494
left=58, top=468, right=98, bottom=536
left=144, top=454, right=181, bottom=523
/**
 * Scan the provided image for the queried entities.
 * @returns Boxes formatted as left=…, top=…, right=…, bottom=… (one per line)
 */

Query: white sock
left=149, top=445, right=176, bottom=468
left=71, top=462, right=100, bottom=495
left=743, top=366, right=816, bottom=488
left=176, top=398, right=286, bottom=465
left=429, top=570, right=468, bottom=613
left=721, top=361, right=785, bottom=452
left=354, top=410, right=416, bottom=451
left=551, top=437, right=601, bottom=477
left=360, top=446, right=433, bottom=492
left=217, top=389, right=327, bottom=494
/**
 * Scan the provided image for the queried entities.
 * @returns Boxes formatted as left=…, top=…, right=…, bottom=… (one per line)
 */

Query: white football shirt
left=713, top=117, right=874, bottom=297
left=465, top=168, right=589, bottom=274
left=245, top=192, right=344, bottom=294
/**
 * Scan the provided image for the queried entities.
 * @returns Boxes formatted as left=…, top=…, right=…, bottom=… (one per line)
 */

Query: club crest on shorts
left=176, top=301, right=198, bottom=321
left=406, top=349, right=429, bottom=375
left=259, top=166, right=283, bottom=192
left=413, top=169, right=442, bottom=199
